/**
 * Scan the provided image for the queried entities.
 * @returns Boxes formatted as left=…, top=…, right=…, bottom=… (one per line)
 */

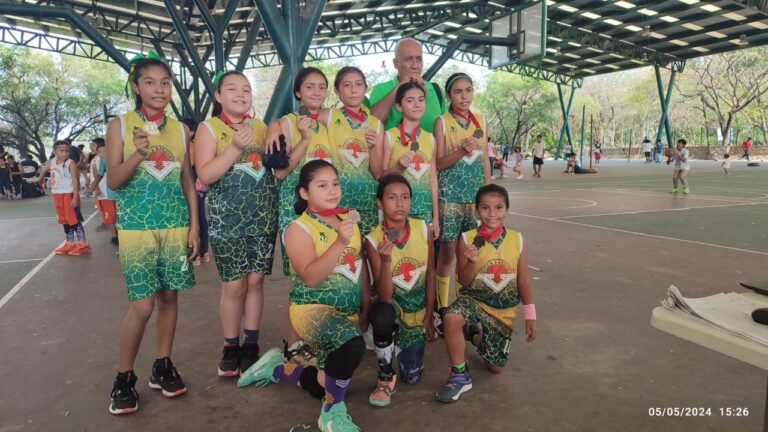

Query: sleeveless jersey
left=460, top=228, right=523, bottom=329
left=365, top=218, right=429, bottom=327
left=116, top=111, right=188, bottom=230
left=438, top=111, right=487, bottom=203
left=203, top=117, right=277, bottom=238
left=288, top=212, right=363, bottom=316
left=50, top=159, right=74, bottom=194
left=385, top=127, right=434, bottom=220
left=327, top=107, right=380, bottom=213
left=277, top=113, right=331, bottom=232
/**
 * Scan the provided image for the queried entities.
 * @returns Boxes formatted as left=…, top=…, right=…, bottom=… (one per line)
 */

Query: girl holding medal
left=106, top=53, right=198, bottom=415
left=436, top=184, right=537, bottom=403
left=194, top=71, right=278, bottom=378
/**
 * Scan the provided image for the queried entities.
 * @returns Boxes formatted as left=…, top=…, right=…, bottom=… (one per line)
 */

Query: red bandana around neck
left=451, top=108, right=480, bottom=129
left=399, top=122, right=420, bottom=147
left=308, top=207, right=349, bottom=217
left=477, top=224, right=503, bottom=241
left=219, top=112, right=252, bottom=126
left=342, top=106, right=366, bottom=123
left=140, top=106, right=164, bottom=123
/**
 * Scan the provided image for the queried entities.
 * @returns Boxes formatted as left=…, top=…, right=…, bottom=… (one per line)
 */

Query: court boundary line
left=508, top=211, right=768, bottom=257
left=554, top=201, right=766, bottom=220
left=0, top=258, right=46, bottom=264
left=592, top=188, right=763, bottom=203
left=0, top=211, right=98, bottom=311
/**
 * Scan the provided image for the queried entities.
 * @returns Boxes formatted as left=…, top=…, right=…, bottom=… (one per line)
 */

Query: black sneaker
left=109, top=371, right=139, bottom=415
left=218, top=344, right=240, bottom=377
left=111, top=236, right=119, bottom=246
left=238, top=342, right=260, bottom=375
left=148, top=357, right=187, bottom=398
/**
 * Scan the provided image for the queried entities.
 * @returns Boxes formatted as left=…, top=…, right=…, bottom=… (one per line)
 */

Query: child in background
left=89, top=139, right=119, bottom=246
left=239, top=160, right=368, bottom=431
left=667, top=139, right=690, bottom=194
left=0, top=157, right=11, bottom=200
left=720, top=154, right=731, bottom=175
left=365, top=174, right=436, bottom=407
left=513, top=146, right=524, bottom=180
left=29, top=141, right=90, bottom=254
left=436, top=184, right=536, bottom=403
left=6, top=155, right=23, bottom=199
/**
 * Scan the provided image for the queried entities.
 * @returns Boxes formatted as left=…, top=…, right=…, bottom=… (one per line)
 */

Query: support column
left=256, top=0, right=327, bottom=122
left=555, top=84, right=576, bottom=160
left=654, top=64, right=677, bottom=148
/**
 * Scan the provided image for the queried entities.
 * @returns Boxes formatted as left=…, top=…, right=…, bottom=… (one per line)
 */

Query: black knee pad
left=299, top=366, right=325, bottom=400
left=369, top=302, right=396, bottom=347
left=324, top=336, right=365, bottom=380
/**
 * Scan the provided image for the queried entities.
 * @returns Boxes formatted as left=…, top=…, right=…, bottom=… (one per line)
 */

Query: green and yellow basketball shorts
left=289, top=303, right=362, bottom=370
left=439, top=202, right=477, bottom=242
left=446, top=296, right=513, bottom=367
left=392, top=301, right=426, bottom=349
left=118, top=227, right=195, bottom=302
left=210, top=234, right=276, bottom=282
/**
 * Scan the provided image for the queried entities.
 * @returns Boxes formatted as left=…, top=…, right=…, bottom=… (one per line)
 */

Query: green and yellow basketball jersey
left=385, top=127, right=434, bottom=222
left=438, top=111, right=487, bottom=203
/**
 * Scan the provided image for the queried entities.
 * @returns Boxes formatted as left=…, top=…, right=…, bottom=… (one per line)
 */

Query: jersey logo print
left=462, top=149, right=482, bottom=165
left=340, top=139, right=368, bottom=167
left=391, top=258, right=425, bottom=292
left=306, top=144, right=332, bottom=163
left=475, top=259, right=516, bottom=293
left=406, top=152, right=430, bottom=180
left=234, top=150, right=265, bottom=181
left=140, top=147, right=180, bottom=181
left=334, top=248, right=362, bottom=283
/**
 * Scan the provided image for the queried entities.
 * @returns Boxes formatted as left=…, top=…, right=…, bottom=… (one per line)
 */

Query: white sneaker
left=502, top=174, right=508, bottom=178
left=517, top=175, right=524, bottom=180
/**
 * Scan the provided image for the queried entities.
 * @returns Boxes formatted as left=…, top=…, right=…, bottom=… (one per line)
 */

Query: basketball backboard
left=489, top=1, right=546, bottom=69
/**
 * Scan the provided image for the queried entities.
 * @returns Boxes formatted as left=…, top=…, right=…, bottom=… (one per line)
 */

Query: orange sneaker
left=369, top=375, right=397, bottom=407
left=68, top=243, right=92, bottom=255
left=54, top=242, right=76, bottom=254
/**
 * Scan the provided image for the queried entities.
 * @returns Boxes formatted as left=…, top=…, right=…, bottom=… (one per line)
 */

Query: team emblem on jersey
left=462, top=149, right=482, bottom=165
left=340, top=138, right=368, bottom=167
left=307, top=144, right=332, bottom=163
left=234, top=147, right=265, bottom=181
left=334, top=247, right=362, bottom=282
left=475, top=258, right=516, bottom=293
left=140, top=146, right=180, bottom=180
left=391, top=257, right=425, bottom=292
left=406, top=151, right=430, bottom=180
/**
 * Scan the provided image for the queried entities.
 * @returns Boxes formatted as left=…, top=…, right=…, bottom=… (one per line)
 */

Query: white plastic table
left=651, top=292, right=768, bottom=431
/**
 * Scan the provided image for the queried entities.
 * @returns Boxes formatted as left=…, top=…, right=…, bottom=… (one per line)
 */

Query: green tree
left=0, top=46, right=124, bottom=161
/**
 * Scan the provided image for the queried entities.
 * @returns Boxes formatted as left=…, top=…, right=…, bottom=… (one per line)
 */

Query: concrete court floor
left=1, top=159, right=767, bottom=432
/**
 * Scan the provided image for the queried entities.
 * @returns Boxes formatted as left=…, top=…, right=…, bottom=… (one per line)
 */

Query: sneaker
left=237, top=347, right=282, bottom=388
left=516, top=174, right=524, bottom=180
left=111, top=236, right=119, bottom=246
left=670, top=188, right=678, bottom=194
left=318, top=402, right=360, bottom=432
left=239, top=342, right=260, bottom=374
left=283, top=339, right=318, bottom=367
left=68, top=243, right=91, bottom=255
left=369, top=375, right=397, bottom=407
left=218, top=344, right=240, bottom=377
left=109, top=372, right=139, bottom=415
left=682, top=188, right=690, bottom=194
left=148, top=357, right=187, bottom=398
left=436, top=367, right=473, bottom=403
left=54, top=242, right=76, bottom=254
left=501, top=174, right=508, bottom=178
left=434, top=309, right=446, bottom=338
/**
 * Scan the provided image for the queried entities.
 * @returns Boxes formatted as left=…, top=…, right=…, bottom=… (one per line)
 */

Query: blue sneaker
left=435, top=367, right=473, bottom=403
left=318, top=402, right=360, bottom=432
left=237, top=348, right=282, bottom=388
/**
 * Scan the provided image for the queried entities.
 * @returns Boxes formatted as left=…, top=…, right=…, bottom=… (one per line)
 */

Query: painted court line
left=0, top=216, right=56, bottom=222
left=0, top=211, right=98, bottom=311
left=0, top=258, right=46, bottom=264
left=554, top=201, right=766, bottom=220
left=508, top=210, right=768, bottom=257
left=592, top=188, right=760, bottom=203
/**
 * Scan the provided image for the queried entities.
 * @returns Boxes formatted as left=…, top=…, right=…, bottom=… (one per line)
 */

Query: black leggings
left=324, top=336, right=365, bottom=380
left=370, top=302, right=397, bottom=347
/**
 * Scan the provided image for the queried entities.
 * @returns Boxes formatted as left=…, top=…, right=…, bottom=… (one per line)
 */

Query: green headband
left=445, top=73, right=473, bottom=93
left=125, top=51, right=163, bottom=98
left=212, top=70, right=225, bottom=86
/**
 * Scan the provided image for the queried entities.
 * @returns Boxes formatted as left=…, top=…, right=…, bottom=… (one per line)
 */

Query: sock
left=374, top=343, right=395, bottom=380
left=451, top=363, right=466, bottom=374
left=224, top=336, right=239, bottom=346
left=436, top=276, right=450, bottom=309
left=243, top=329, right=259, bottom=344
left=273, top=362, right=304, bottom=385
left=117, top=370, right=133, bottom=380
left=323, top=374, right=350, bottom=411
left=75, top=223, right=86, bottom=243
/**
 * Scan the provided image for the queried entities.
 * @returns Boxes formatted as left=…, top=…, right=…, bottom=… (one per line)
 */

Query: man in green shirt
left=369, top=38, right=447, bottom=133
